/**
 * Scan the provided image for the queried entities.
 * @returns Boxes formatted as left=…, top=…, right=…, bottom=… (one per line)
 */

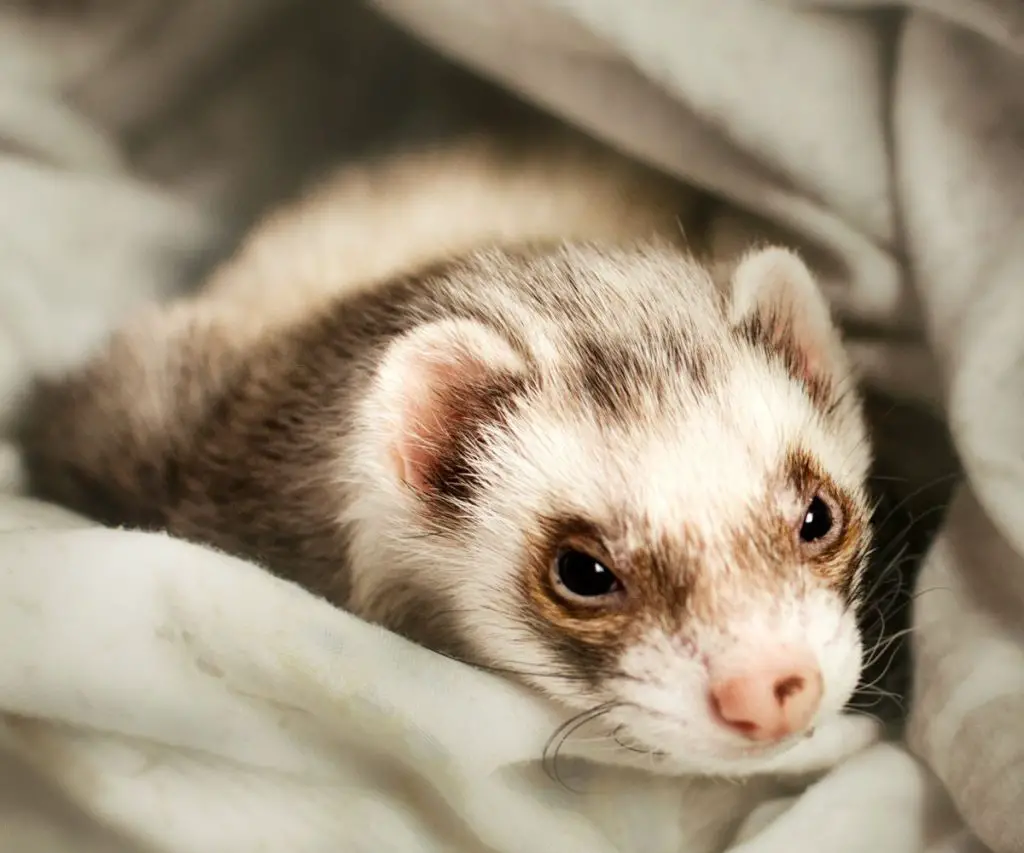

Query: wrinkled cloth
left=0, top=1, right=1018, bottom=851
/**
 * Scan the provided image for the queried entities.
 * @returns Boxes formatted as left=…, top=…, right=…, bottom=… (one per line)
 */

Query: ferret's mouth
left=721, top=731, right=808, bottom=758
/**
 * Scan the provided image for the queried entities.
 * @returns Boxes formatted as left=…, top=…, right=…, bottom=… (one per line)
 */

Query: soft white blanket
left=0, top=1, right=1019, bottom=851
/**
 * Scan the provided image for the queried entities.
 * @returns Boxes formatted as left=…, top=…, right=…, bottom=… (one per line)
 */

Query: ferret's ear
left=372, top=319, right=527, bottom=499
left=727, top=246, right=849, bottom=400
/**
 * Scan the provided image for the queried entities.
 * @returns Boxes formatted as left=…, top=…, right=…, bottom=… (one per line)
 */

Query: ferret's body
left=18, top=134, right=877, bottom=779
left=19, top=135, right=699, bottom=599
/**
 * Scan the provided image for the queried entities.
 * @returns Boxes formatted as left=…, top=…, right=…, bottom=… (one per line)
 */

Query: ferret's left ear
left=727, top=247, right=849, bottom=398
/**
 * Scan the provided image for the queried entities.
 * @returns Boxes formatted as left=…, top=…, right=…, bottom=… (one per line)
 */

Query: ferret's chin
left=604, top=707, right=881, bottom=780
left=644, top=734, right=812, bottom=779
left=562, top=679, right=876, bottom=780
left=608, top=729, right=804, bottom=779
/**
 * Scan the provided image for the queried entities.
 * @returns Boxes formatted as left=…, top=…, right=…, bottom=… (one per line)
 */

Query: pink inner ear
left=379, top=318, right=524, bottom=498
left=768, top=307, right=823, bottom=386
left=732, top=247, right=837, bottom=388
left=393, top=347, right=491, bottom=495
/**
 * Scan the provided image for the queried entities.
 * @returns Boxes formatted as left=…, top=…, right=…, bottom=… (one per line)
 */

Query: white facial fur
left=344, top=245, right=873, bottom=778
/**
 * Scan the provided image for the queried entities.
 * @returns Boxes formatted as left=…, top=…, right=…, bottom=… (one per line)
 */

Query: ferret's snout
left=708, top=645, right=822, bottom=743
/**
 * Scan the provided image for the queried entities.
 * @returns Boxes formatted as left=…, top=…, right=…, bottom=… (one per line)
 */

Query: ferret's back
left=202, top=135, right=701, bottom=337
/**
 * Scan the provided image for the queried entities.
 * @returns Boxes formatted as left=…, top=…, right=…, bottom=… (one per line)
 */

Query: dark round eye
left=798, top=492, right=842, bottom=553
left=554, top=549, right=622, bottom=602
left=800, top=495, right=832, bottom=542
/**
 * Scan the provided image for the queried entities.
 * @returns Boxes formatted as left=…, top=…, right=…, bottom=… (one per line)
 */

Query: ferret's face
left=359, top=245, right=872, bottom=777
left=464, top=356, right=870, bottom=776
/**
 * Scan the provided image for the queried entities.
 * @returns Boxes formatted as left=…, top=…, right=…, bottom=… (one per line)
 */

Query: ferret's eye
left=554, top=549, right=622, bottom=602
left=798, top=491, right=842, bottom=554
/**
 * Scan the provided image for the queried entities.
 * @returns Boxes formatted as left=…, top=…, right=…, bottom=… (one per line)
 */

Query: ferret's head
left=351, top=243, right=872, bottom=777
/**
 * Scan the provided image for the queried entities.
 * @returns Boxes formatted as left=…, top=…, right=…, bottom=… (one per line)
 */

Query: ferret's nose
left=708, top=646, right=822, bottom=743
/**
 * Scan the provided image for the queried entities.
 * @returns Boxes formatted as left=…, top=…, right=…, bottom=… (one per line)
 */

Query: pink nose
left=708, top=647, right=823, bottom=743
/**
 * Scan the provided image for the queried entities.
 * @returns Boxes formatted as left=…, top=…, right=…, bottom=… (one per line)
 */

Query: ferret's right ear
left=726, top=246, right=849, bottom=402
left=370, top=319, right=527, bottom=500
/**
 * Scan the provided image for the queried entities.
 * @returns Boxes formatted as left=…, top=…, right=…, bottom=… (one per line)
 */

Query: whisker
left=612, top=724, right=655, bottom=756
left=862, top=626, right=918, bottom=673
left=869, top=472, right=960, bottom=536
left=542, top=702, right=619, bottom=791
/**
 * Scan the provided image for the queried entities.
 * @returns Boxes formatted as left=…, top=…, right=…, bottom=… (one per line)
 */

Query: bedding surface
left=0, top=1, right=1018, bottom=851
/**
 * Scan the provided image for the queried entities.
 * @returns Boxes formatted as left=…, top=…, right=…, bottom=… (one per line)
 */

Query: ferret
left=16, top=133, right=876, bottom=779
